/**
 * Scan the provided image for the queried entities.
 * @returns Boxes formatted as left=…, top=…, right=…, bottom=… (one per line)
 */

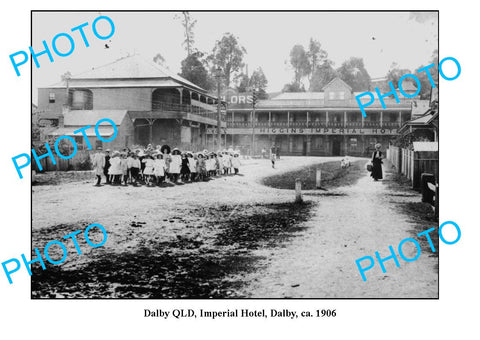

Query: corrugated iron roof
left=322, top=77, right=352, bottom=91
left=273, top=92, right=325, bottom=100
left=45, top=78, right=182, bottom=89
left=64, top=110, right=128, bottom=126
left=46, top=54, right=208, bottom=93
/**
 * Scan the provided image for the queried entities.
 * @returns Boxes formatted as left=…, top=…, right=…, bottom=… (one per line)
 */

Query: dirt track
left=31, top=156, right=438, bottom=298
left=238, top=161, right=438, bottom=298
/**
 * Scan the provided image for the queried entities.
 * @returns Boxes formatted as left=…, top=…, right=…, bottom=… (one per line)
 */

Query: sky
left=31, top=11, right=438, bottom=103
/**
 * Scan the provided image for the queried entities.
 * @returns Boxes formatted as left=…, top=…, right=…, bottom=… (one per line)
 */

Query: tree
left=60, top=71, right=72, bottom=82
left=153, top=53, right=166, bottom=66
left=307, top=38, right=328, bottom=83
left=309, top=61, right=337, bottom=91
left=235, top=73, right=249, bottom=93
left=208, top=33, right=247, bottom=88
left=386, top=49, right=438, bottom=99
left=386, top=62, right=412, bottom=85
left=415, top=49, right=438, bottom=99
left=336, top=57, right=371, bottom=91
left=282, top=82, right=305, bottom=93
left=289, top=44, right=310, bottom=86
left=179, top=51, right=214, bottom=91
left=249, top=67, right=269, bottom=99
left=175, top=12, right=197, bottom=57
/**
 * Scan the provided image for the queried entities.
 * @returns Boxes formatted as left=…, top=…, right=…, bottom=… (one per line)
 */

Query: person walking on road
left=270, top=151, right=276, bottom=168
left=103, top=149, right=111, bottom=184
left=371, top=143, right=383, bottom=181
left=93, top=148, right=105, bottom=186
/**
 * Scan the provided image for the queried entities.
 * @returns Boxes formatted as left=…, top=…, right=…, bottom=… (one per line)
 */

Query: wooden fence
left=31, top=149, right=93, bottom=172
left=387, top=145, right=439, bottom=189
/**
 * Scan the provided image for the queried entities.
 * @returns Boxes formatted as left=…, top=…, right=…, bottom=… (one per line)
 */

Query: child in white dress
left=153, top=153, right=166, bottom=185
left=142, top=154, right=155, bottom=186
left=232, top=153, right=241, bottom=174
left=170, top=148, right=182, bottom=183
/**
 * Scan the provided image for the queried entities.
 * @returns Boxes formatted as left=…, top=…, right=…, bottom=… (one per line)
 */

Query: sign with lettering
left=221, top=94, right=253, bottom=105
left=207, top=127, right=399, bottom=135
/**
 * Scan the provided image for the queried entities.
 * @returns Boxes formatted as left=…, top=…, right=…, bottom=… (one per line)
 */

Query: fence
left=31, top=149, right=93, bottom=172
left=387, top=145, right=439, bottom=189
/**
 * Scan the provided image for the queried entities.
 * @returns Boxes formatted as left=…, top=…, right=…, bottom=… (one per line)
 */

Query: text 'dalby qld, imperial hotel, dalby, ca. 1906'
left=35, top=54, right=425, bottom=156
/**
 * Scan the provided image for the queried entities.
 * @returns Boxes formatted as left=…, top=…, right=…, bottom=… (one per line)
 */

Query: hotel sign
left=207, top=127, right=399, bottom=135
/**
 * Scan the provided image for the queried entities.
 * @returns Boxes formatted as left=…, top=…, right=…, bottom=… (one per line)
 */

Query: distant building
left=398, top=84, right=439, bottom=146
left=219, top=77, right=417, bottom=156
left=37, top=54, right=225, bottom=151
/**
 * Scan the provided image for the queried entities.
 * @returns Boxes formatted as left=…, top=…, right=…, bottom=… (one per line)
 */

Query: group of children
left=92, top=145, right=241, bottom=187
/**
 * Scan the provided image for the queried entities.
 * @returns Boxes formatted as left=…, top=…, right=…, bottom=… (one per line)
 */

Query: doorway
left=332, top=139, right=341, bottom=156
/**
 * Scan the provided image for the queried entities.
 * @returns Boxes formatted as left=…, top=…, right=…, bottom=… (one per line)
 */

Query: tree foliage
left=282, top=82, right=305, bottom=93
left=309, top=61, right=337, bottom=91
left=61, top=71, right=72, bottom=82
left=235, top=67, right=269, bottom=99
left=385, top=49, right=438, bottom=99
left=289, top=44, right=310, bottom=86
left=179, top=51, right=214, bottom=91
left=307, top=38, right=328, bottom=83
left=208, top=33, right=247, bottom=88
left=284, top=39, right=332, bottom=92
left=415, top=49, right=438, bottom=99
left=175, top=12, right=197, bottom=57
left=336, top=57, right=371, bottom=91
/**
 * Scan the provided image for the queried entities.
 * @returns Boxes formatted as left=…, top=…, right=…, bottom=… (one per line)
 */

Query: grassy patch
left=262, top=160, right=367, bottom=190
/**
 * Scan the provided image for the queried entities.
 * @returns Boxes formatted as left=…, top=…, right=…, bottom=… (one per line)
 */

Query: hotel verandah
left=216, top=78, right=422, bottom=157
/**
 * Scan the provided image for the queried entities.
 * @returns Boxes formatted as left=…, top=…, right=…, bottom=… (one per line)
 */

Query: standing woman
left=371, top=143, right=383, bottom=181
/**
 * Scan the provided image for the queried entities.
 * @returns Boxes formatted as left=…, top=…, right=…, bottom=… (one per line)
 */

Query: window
left=329, top=92, right=335, bottom=100
left=49, top=93, right=55, bottom=103
left=74, top=136, right=84, bottom=150
left=95, top=140, right=103, bottom=150
left=339, top=91, right=345, bottom=100
left=71, top=89, right=93, bottom=110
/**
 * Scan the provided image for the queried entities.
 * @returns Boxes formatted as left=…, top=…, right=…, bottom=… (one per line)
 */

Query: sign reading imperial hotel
left=208, top=77, right=417, bottom=156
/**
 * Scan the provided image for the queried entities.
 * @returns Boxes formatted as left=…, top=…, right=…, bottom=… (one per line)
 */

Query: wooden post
left=316, top=168, right=321, bottom=189
left=295, top=178, right=302, bottom=202
left=435, top=185, right=439, bottom=220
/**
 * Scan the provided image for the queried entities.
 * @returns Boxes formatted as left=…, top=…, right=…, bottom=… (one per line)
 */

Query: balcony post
left=189, top=91, right=193, bottom=113
left=361, top=112, right=364, bottom=128
left=306, top=111, right=309, bottom=128
left=176, top=87, right=183, bottom=105
left=326, top=111, right=329, bottom=127
left=399, top=111, right=402, bottom=128
left=380, top=111, right=383, bottom=128
left=344, top=111, right=347, bottom=128
left=287, top=111, right=290, bottom=129
left=269, top=111, right=271, bottom=128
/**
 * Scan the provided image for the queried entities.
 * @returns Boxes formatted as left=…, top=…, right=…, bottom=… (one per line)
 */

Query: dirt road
left=31, top=156, right=437, bottom=298
left=238, top=161, right=439, bottom=298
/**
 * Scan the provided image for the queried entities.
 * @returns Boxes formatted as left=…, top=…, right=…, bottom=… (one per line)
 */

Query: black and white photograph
left=5, top=0, right=480, bottom=338
left=29, top=10, right=441, bottom=299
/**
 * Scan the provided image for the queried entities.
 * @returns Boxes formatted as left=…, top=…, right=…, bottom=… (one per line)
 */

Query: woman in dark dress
left=180, top=153, right=191, bottom=182
left=371, top=143, right=383, bottom=181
